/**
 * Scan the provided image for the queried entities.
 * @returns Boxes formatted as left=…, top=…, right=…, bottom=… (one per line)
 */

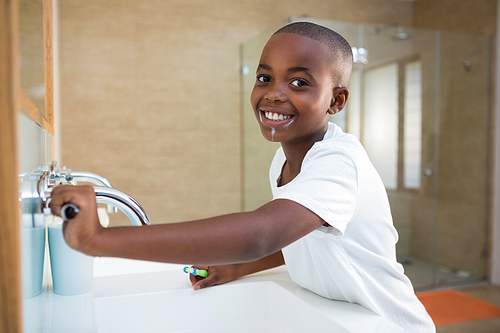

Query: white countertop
left=23, top=256, right=405, bottom=333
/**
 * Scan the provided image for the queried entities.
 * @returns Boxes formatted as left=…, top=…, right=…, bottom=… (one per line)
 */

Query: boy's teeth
left=264, top=111, right=291, bottom=121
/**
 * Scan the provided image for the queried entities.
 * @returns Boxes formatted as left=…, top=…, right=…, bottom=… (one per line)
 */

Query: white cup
left=48, top=221, right=94, bottom=295
left=21, top=226, right=46, bottom=299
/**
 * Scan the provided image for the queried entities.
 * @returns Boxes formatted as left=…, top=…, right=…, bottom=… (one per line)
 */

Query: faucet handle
left=19, top=162, right=140, bottom=228
left=60, top=203, right=80, bottom=222
left=19, top=163, right=72, bottom=229
left=69, top=171, right=118, bottom=214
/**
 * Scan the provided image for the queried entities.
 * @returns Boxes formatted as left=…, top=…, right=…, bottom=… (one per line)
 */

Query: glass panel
left=363, top=63, right=399, bottom=190
left=18, top=113, right=52, bottom=311
left=435, top=30, right=491, bottom=287
left=18, top=113, right=53, bottom=174
left=404, top=61, right=422, bottom=189
left=362, top=25, right=439, bottom=290
left=241, top=19, right=491, bottom=291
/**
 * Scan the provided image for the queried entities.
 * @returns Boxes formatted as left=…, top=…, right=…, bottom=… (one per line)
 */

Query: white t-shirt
left=270, top=122, right=435, bottom=333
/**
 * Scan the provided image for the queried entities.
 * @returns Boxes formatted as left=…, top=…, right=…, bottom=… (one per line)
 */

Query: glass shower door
left=358, top=25, right=491, bottom=289
left=360, top=25, right=440, bottom=289
left=241, top=18, right=491, bottom=291
left=431, top=30, right=491, bottom=288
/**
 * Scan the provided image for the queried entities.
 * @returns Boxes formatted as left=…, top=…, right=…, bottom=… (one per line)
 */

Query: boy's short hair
left=273, top=22, right=353, bottom=86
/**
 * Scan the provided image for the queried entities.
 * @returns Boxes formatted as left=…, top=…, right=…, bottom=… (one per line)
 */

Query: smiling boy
left=50, top=22, right=435, bottom=332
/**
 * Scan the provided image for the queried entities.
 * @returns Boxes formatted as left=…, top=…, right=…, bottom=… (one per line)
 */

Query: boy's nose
left=264, top=85, right=287, bottom=102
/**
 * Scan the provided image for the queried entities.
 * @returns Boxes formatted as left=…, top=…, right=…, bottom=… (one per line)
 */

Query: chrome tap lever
left=57, top=187, right=151, bottom=226
left=70, top=171, right=118, bottom=214
left=70, top=171, right=113, bottom=187
left=19, top=162, right=149, bottom=228
left=93, top=186, right=150, bottom=226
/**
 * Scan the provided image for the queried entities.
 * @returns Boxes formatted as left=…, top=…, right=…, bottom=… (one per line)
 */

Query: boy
left=50, top=22, right=435, bottom=332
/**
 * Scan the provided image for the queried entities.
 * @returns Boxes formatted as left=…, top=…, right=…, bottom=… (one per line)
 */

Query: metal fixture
left=351, top=47, right=368, bottom=64
left=69, top=171, right=118, bottom=213
left=462, top=60, right=471, bottom=71
left=92, top=186, right=150, bottom=226
left=19, top=162, right=151, bottom=228
left=392, top=27, right=410, bottom=41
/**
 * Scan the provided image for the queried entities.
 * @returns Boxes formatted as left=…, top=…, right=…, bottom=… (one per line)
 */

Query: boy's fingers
left=193, top=275, right=217, bottom=290
left=189, top=274, right=199, bottom=285
left=49, top=185, right=95, bottom=217
left=188, top=266, right=209, bottom=286
left=192, top=271, right=221, bottom=290
left=49, top=185, right=73, bottom=216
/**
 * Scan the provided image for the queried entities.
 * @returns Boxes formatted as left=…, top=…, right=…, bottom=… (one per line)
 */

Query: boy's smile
left=251, top=32, right=346, bottom=148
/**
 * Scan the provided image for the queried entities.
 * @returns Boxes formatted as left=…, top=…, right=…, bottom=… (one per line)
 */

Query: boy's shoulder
left=315, top=122, right=365, bottom=155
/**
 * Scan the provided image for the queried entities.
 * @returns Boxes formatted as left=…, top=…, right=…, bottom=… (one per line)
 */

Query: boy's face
left=251, top=33, right=345, bottom=145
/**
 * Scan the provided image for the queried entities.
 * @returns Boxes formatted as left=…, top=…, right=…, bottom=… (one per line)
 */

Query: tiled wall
left=58, top=0, right=414, bottom=226
left=57, top=0, right=497, bottom=283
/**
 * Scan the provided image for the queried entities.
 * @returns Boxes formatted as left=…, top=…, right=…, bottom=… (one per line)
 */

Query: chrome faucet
left=69, top=171, right=113, bottom=187
left=69, top=171, right=118, bottom=213
left=19, top=162, right=151, bottom=228
left=92, top=186, right=150, bottom=226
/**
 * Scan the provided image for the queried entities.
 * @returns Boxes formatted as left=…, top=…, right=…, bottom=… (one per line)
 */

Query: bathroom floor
left=434, top=284, right=500, bottom=333
left=402, top=258, right=479, bottom=291
left=400, top=258, right=500, bottom=332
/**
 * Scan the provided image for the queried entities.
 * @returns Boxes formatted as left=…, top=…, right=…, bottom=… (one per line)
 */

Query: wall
left=414, top=0, right=497, bottom=35
left=57, top=0, right=499, bottom=283
left=57, top=0, right=414, bottom=226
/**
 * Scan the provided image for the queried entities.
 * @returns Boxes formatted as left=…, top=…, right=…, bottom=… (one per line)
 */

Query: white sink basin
left=93, top=281, right=351, bottom=333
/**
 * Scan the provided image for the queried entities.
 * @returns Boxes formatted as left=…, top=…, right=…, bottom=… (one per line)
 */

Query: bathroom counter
left=24, top=257, right=406, bottom=332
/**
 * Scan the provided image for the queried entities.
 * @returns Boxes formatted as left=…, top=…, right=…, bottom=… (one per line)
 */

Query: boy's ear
left=328, top=87, right=349, bottom=115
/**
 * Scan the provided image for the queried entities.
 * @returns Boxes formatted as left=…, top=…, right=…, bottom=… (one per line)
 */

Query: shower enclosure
left=240, top=18, right=492, bottom=290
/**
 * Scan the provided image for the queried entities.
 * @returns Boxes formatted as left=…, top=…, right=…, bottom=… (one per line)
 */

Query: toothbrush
left=183, top=267, right=208, bottom=278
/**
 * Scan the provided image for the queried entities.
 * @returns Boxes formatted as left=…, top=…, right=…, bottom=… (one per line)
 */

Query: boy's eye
left=291, top=79, right=308, bottom=87
left=257, top=75, right=271, bottom=83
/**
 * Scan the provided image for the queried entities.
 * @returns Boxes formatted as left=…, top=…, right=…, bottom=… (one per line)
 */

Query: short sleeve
left=272, top=146, right=358, bottom=236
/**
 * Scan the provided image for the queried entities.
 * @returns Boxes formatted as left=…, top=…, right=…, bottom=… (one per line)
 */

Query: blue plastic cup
left=48, top=221, right=94, bottom=295
left=21, top=226, right=46, bottom=299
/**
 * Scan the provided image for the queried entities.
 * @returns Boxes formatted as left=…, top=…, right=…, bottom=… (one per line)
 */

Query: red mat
left=417, top=290, right=500, bottom=326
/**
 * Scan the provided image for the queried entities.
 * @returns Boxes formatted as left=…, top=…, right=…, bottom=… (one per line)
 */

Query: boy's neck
left=279, top=126, right=328, bottom=185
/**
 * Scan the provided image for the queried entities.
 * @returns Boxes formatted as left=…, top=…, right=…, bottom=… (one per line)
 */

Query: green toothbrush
left=183, top=266, right=208, bottom=278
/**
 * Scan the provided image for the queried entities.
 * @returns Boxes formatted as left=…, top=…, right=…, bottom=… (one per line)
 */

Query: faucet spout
left=93, top=186, right=151, bottom=226
left=70, top=172, right=118, bottom=213
left=70, top=171, right=113, bottom=187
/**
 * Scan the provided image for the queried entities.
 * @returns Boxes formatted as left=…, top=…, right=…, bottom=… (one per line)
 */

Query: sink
left=93, top=281, right=351, bottom=332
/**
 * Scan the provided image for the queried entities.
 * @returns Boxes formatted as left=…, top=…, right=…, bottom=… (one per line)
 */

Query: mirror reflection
left=19, top=0, right=45, bottom=116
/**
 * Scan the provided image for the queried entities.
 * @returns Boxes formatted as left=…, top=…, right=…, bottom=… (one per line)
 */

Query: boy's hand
left=49, top=185, right=103, bottom=255
left=189, top=264, right=240, bottom=290
left=189, top=252, right=285, bottom=290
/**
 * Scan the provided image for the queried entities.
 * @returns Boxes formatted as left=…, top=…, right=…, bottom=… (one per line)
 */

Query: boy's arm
left=49, top=185, right=322, bottom=265
left=190, top=250, right=285, bottom=290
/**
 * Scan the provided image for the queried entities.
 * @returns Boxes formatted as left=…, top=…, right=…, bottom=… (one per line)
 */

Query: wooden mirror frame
left=0, top=0, right=54, bottom=331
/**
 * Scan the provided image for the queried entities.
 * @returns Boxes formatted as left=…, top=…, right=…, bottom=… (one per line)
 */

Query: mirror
left=18, top=112, right=52, bottom=304
left=19, top=0, right=46, bottom=117
left=18, top=5, right=54, bottom=332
